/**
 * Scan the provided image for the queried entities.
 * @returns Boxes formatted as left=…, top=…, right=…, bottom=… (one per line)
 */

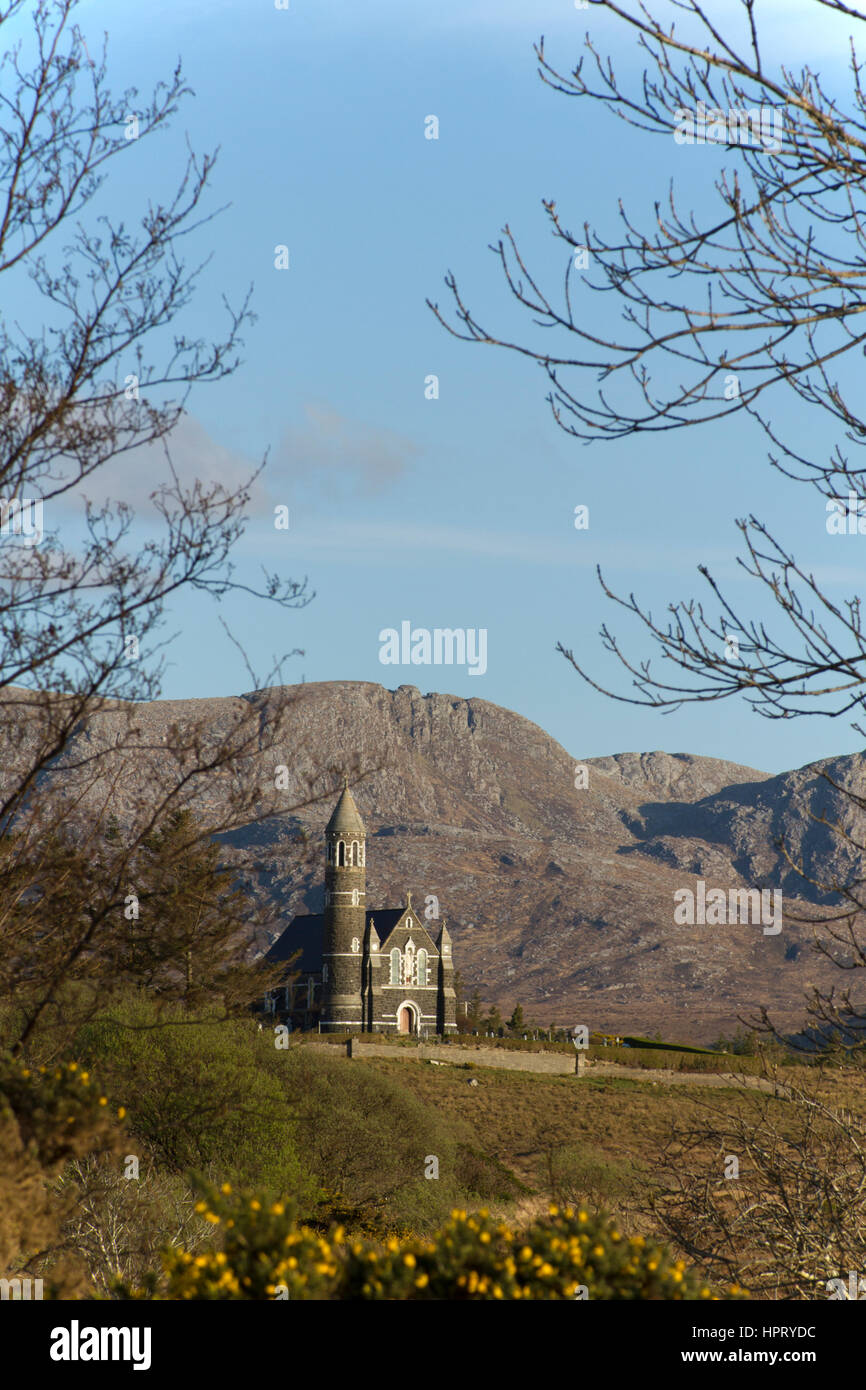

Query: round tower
left=321, top=779, right=366, bottom=1030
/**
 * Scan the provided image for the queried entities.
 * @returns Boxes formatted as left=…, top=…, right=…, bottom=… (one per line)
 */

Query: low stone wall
left=297, top=1041, right=774, bottom=1090
left=303, top=1039, right=583, bottom=1076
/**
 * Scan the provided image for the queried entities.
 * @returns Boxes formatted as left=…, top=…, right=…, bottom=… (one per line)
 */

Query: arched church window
left=322, top=963, right=329, bottom=983
left=351, top=937, right=360, bottom=953
left=390, top=948, right=401, bottom=985
left=337, top=841, right=346, bottom=866
left=416, top=948, right=428, bottom=987
left=358, top=842, right=365, bottom=866
left=351, top=840, right=359, bottom=865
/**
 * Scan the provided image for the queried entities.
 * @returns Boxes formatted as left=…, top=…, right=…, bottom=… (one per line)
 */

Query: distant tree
left=485, top=1007, right=502, bottom=1036
left=452, top=970, right=466, bottom=1030
left=711, top=1028, right=759, bottom=1058
left=467, top=989, right=483, bottom=1030
left=126, top=809, right=281, bottom=1007
left=509, top=1004, right=525, bottom=1033
left=453, top=972, right=477, bottom=1035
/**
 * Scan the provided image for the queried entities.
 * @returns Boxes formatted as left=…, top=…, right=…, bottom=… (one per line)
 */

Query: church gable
left=378, top=904, right=438, bottom=958
left=379, top=908, right=440, bottom=992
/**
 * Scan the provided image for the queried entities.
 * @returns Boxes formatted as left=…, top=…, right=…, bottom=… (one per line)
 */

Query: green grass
left=589, top=1044, right=766, bottom=1075
left=622, top=1035, right=724, bottom=1054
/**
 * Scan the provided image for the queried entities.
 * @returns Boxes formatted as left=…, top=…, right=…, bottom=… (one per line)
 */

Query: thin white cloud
left=51, top=413, right=267, bottom=518
left=50, top=401, right=417, bottom=519
left=275, top=403, right=419, bottom=499
left=265, top=517, right=740, bottom=570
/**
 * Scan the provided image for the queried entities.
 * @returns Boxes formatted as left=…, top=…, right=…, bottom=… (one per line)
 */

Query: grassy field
left=355, top=1056, right=736, bottom=1228
left=351, top=1052, right=866, bottom=1246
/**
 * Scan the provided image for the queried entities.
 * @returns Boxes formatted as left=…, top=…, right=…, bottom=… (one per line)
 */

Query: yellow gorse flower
left=127, top=1186, right=737, bottom=1301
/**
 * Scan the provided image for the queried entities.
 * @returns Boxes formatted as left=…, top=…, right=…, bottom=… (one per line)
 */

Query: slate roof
left=266, top=908, right=423, bottom=973
left=266, top=914, right=326, bottom=972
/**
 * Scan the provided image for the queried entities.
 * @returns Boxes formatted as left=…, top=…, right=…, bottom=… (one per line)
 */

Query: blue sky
left=30, top=0, right=866, bottom=774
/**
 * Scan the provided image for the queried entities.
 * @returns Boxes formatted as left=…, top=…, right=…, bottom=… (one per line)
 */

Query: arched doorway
left=398, top=1003, right=416, bottom=1034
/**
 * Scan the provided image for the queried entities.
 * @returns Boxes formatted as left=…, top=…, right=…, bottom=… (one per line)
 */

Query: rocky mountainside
left=17, top=679, right=866, bottom=1043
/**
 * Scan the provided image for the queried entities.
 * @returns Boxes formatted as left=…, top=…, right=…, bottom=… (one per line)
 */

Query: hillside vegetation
left=3, top=993, right=863, bottom=1298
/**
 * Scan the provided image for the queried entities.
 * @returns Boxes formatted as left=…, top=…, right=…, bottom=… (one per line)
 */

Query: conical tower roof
left=326, top=779, right=366, bottom=836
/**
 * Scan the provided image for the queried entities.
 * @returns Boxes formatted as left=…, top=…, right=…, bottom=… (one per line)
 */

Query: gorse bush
left=0, top=1055, right=126, bottom=1296
left=118, top=1185, right=747, bottom=1301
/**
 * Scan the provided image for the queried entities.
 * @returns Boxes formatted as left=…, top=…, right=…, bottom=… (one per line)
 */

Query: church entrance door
left=398, top=1005, right=413, bottom=1034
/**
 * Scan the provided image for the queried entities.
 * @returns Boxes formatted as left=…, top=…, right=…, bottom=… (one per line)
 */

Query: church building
left=264, top=782, right=458, bottom=1036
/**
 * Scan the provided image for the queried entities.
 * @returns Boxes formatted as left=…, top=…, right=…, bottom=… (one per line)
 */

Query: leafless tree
left=0, top=0, right=350, bottom=1060
left=648, top=1068, right=866, bottom=1298
left=58, top=1153, right=208, bottom=1296
left=431, top=0, right=866, bottom=1293
left=431, top=0, right=866, bottom=1053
